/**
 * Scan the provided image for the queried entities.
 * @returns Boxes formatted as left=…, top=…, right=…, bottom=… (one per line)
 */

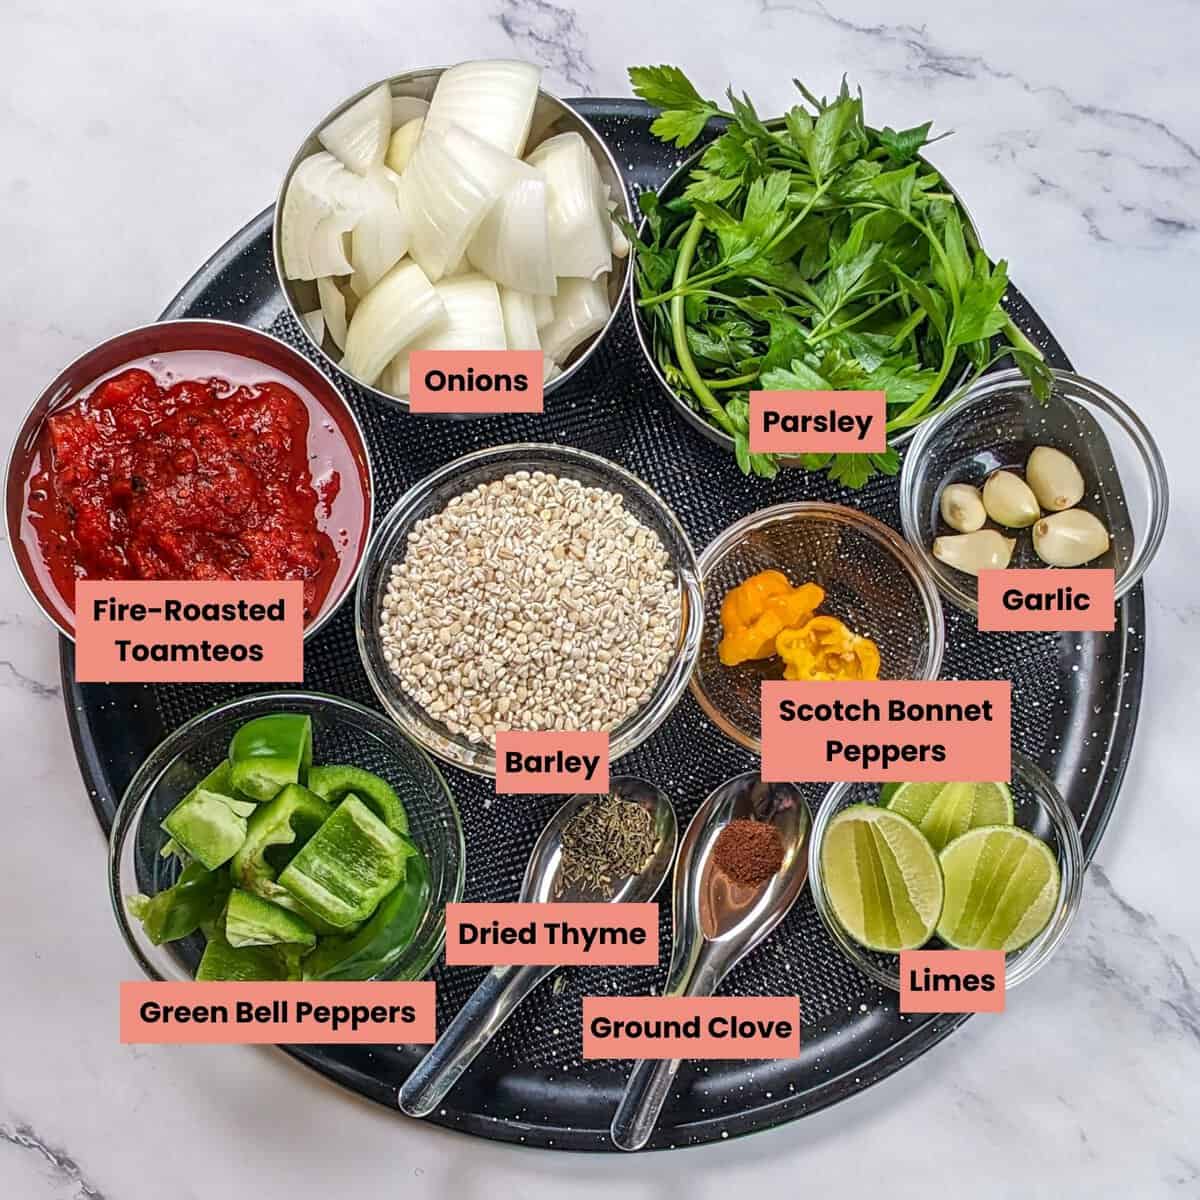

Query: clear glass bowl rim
left=108, top=688, right=465, bottom=983
left=807, top=750, right=1085, bottom=991
left=898, top=366, right=1170, bottom=614
left=690, top=501, right=947, bottom=753
left=354, top=441, right=705, bottom=776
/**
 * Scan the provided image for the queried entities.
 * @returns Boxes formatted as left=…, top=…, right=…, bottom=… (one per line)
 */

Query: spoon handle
left=610, top=1055, right=685, bottom=1151
left=610, top=949, right=725, bottom=1152
left=399, top=963, right=555, bottom=1117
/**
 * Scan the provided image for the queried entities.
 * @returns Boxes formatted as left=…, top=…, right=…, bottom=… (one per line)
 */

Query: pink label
left=977, top=568, right=1115, bottom=632
left=445, top=903, right=659, bottom=966
left=119, top=981, right=436, bottom=1044
left=760, top=680, right=1011, bottom=782
left=494, top=730, right=609, bottom=795
left=582, top=996, right=800, bottom=1059
left=408, top=350, right=544, bottom=413
left=75, top=581, right=303, bottom=683
left=899, top=951, right=1006, bottom=1012
left=749, top=390, right=886, bottom=454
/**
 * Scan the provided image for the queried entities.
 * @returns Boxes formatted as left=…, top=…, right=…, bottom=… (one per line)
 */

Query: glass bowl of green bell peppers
left=109, top=690, right=465, bottom=983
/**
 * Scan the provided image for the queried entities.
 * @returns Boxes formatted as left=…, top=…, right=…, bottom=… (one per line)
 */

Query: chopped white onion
left=341, top=259, right=445, bottom=386
left=533, top=294, right=554, bottom=327
left=301, top=310, right=325, bottom=343
left=539, top=275, right=610, bottom=364
left=404, top=122, right=529, bottom=281
left=525, top=132, right=612, bottom=280
left=318, top=82, right=392, bottom=174
left=350, top=166, right=410, bottom=291
left=280, top=152, right=365, bottom=280
left=385, top=117, right=424, bottom=174
left=317, top=276, right=348, bottom=351
left=498, top=287, right=541, bottom=351
left=308, top=216, right=355, bottom=277
left=544, top=359, right=562, bottom=383
left=383, top=273, right=507, bottom=396
left=426, top=59, right=540, bottom=157
left=467, top=176, right=555, bottom=295
left=391, top=95, right=429, bottom=126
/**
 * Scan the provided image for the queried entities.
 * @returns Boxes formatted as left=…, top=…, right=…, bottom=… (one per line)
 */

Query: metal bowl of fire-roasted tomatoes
left=6, top=318, right=373, bottom=640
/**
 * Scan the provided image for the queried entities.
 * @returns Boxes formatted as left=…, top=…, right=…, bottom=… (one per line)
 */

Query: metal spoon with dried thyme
left=555, top=792, right=659, bottom=899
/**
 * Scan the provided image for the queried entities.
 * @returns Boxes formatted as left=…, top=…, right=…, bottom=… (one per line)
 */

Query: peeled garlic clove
left=1025, top=445, right=1084, bottom=512
left=982, top=470, right=1041, bottom=528
left=933, top=530, right=1016, bottom=576
left=1032, top=509, right=1110, bottom=567
left=939, top=483, right=986, bottom=533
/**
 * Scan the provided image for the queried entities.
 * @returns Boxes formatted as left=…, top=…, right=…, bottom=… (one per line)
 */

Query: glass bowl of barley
left=355, top=443, right=704, bottom=776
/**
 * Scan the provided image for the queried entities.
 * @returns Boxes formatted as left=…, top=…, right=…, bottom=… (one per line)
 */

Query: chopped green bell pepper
left=278, top=796, right=413, bottom=929
left=225, top=888, right=316, bottom=949
left=195, top=930, right=299, bottom=981
left=303, top=835, right=430, bottom=980
left=308, top=764, right=409, bottom=833
left=230, top=782, right=332, bottom=894
left=127, top=862, right=232, bottom=946
left=228, top=713, right=312, bottom=802
left=161, top=787, right=255, bottom=870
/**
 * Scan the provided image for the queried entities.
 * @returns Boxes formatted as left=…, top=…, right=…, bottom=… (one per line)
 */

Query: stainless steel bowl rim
left=272, top=68, right=634, bottom=410
left=5, top=317, right=374, bottom=642
left=354, top=441, right=705, bottom=776
left=629, top=119, right=981, bottom=455
left=899, top=366, right=1170, bottom=614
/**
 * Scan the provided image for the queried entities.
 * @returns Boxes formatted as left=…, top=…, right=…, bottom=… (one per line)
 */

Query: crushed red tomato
left=28, top=368, right=340, bottom=622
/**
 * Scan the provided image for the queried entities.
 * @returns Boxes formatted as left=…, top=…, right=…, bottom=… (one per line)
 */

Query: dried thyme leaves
left=555, top=793, right=658, bottom=898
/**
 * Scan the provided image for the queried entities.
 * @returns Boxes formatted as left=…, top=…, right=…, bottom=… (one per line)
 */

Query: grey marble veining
left=1, top=0, right=1197, bottom=1196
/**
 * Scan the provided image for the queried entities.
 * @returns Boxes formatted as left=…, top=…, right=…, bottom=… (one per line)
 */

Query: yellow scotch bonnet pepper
left=718, top=571, right=825, bottom=666
left=776, top=615, right=881, bottom=682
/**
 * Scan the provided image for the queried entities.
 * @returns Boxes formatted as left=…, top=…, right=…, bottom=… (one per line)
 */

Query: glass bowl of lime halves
left=110, top=691, right=464, bottom=984
left=807, top=752, right=1083, bottom=991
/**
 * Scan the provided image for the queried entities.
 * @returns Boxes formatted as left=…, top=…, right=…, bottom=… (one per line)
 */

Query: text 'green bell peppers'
left=228, top=713, right=313, bottom=802
left=303, top=834, right=431, bottom=980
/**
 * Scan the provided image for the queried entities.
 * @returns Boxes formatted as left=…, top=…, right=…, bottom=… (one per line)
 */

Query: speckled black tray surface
left=64, top=99, right=1145, bottom=1151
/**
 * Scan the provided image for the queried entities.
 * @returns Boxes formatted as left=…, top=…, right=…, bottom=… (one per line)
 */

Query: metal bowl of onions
left=274, top=61, right=633, bottom=410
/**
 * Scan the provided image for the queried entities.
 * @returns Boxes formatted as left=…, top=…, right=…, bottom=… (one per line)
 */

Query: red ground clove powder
left=712, top=819, right=784, bottom=887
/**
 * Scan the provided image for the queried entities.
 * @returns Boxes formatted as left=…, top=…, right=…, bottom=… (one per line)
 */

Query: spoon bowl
left=400, top=777, right=677, bottom=1118
left=522, top=778, right=678, bottom=904
left=610, top=772, right=812, bottom=1152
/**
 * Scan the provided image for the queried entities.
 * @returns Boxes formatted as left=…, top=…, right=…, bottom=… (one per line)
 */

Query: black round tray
left=65, top=99, right=1145, bottom=1151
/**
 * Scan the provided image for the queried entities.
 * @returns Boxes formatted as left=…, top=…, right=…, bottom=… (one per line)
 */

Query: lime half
left=886, top=781, right=1013, bottom=852
left=937, top=826, right=1060, bottom=952
left=821, top=805, right=944, bottom=953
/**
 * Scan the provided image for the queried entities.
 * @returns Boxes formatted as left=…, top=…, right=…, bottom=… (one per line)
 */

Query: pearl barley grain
left=379, top=472, right=681, bottom=744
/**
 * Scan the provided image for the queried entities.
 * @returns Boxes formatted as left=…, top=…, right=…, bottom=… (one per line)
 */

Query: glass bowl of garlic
left=899, top=368, right=1168, bottom=614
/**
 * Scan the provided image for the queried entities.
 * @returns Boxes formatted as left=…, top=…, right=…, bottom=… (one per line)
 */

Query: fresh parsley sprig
left=627, top=65, right=1049, bottom=486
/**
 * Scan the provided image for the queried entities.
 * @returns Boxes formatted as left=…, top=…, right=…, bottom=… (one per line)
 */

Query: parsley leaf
left=627, top=65, right=1050, bottom=487
left=629, top=65, right=721, bottom=147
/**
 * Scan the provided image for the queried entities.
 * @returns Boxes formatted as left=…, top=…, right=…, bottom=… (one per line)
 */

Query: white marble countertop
left=2, top=0, right=1197, bottom=1195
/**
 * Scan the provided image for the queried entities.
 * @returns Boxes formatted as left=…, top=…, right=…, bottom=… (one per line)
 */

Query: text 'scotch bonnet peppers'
left=718, top=571, right=825, bottom=666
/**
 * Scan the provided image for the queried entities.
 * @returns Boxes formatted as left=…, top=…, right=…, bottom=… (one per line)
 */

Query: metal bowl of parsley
left=625, top=66, right=1051, bottom=487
